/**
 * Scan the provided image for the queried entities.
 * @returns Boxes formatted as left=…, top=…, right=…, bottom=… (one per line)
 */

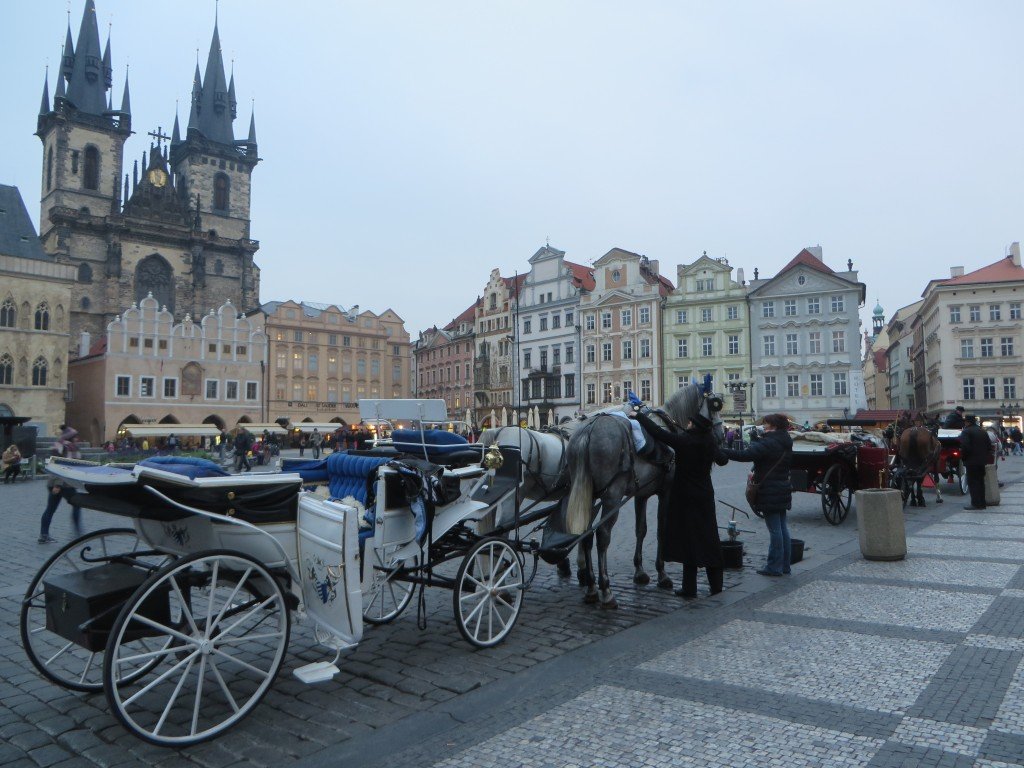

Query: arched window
left=134, top=254, right=174, bottom=314
left=213, top=173, right=229, bottom=211
left=46, top=147, right=53, bottom=190
left=0, top=298, right=15, bottom=328
left=0, top=354, right=12, bottom=385
left=31, top=356, right=48, bottom=386
left=83, top=146, right=100, bottom=191
left=78, top=263, right=93, bottom=283
left=34, top=302, right=50, bottom=331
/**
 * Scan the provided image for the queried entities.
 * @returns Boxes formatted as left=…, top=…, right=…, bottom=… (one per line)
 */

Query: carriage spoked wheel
left=821, top=465, right=852, bottom=525
left=453, top=537, right=524, bottom=648
left=957, top=462, right=968, bottom=495
left=362, top=545, right=418, bottom=625
left=20, top=528, right=174, bottom=692
left=103, top=550, right=290, bottom=746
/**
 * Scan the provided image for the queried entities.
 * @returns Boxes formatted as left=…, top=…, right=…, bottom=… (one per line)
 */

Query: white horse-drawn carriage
left=20, top=400, right=566, bottom=746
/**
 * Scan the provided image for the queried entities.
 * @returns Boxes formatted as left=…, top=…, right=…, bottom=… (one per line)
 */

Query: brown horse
left=896, top=426, right=943, bottom=506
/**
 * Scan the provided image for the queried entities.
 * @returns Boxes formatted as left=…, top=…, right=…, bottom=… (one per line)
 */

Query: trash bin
left=720, top=540, right=744, bottom=569
left=790, top=538, right=804, bottom=564
left=855, top=488, right=906, bottom=561
left=985, top=463, right=1000, bottom=506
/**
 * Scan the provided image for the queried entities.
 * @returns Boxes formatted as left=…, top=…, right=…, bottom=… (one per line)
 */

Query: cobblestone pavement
left=1, top=455, right=1021, bottom=766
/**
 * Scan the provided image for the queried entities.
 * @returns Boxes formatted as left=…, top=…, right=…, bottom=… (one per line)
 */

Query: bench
left=18, top=458, right=36, bottom=480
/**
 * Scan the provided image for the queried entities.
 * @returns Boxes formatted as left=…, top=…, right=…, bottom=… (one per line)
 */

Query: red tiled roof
left=502, top=273, right=528, bottom=298
left=940, top=256, right=1024, bottom=286
left=72, top=335, right=108, bottom=361
left=565, top=260, right=595, bottom=291
left=778, top=249, right=836, bottom=277
left=444, top=302, right=477, bottom=331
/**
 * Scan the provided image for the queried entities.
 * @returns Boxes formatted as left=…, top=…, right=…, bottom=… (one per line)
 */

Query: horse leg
left=916, top=478, right=926, bottom=507
left=632, top=496, right=650, bottom=585
left=577, top=533, right=591, bottom=588
left=579, top=532, right=598, bottom=603
left=596, top=515, right=617, bottom=610
left=933, top=470, right=943, bottom=504
left=556, top=554, right=572, bottom=578
left=655, top=489, right=672, bottom=590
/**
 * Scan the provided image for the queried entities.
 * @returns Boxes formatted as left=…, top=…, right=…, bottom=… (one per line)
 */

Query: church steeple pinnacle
left=120, top=67, right=131, bottom=114
left=197, top=20, right=234, bottom=144
left=65, top=0, right=110, bottom=116
left=39, top=69, right=50, bottom=116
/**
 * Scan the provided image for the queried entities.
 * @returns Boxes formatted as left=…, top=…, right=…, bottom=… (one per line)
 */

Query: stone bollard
left=855, top=488, right=906, bottom=561
left=985, top=463, right=1001, bottom=506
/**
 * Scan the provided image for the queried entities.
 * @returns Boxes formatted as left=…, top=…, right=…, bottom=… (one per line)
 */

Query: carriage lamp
left=483, top=443, right=504, bottom=470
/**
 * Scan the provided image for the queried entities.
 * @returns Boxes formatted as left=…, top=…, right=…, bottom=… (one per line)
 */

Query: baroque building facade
left=260, top=301, right=412, bottom=429
left=884, top=301, right=923, bottom=411
left=579, top=248, right=671, bottom=411
left=515, top=245, right=593, bottom=424
left=413, top=304, right=476, bottom=420
left=66, top=295, right=267, bottom=444
left=474, top=270, right=524, bottom=427
left=746, top=247, right=867, bottom=425
left=36, top=1, right=261, bottom=354
left=0, top=185, right=76, bottom=438
left=662, top=252, right=750, bottom=419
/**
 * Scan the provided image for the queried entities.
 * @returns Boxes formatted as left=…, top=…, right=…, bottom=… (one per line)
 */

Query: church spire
left=61, top=18, right=75, bottom=83
left=247, top=107, right=257, bottom=145
left=120, top=67, right=131, bottom=114
left=65, top=0, right=110, bottom=116
left=187, top=61, right=201, bottom=133
left=39, top=70, right=50, bottom=116
left=171, top=110, right=181, bottom=144
left=102, top=29, right=113, bottom=90
left=197, top=20, right=234, bottom=144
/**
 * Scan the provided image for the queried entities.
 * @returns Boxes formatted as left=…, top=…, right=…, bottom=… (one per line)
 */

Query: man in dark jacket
left=720, top=413, right=794, bottom=576
left=959, top=414, right=991, bottom=509
left=234, top=429, right=252, bottom=473
left=942, top=406, right=966, bottom=430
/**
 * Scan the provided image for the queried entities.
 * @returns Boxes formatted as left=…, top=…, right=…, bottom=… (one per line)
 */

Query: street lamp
left=999, top=402, right=1020, bottom=426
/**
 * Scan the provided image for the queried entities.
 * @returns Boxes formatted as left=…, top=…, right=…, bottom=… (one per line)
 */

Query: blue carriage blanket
left=139, top=456, right=230, bottom=479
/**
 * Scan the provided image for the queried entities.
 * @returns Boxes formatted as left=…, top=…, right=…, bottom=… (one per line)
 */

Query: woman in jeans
left=721, top=413, right=794, bottom=576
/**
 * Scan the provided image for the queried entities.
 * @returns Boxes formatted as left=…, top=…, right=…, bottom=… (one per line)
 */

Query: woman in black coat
left=632, top=408, right=724, bottom=598
left=720, top=413, right=794, bottom=577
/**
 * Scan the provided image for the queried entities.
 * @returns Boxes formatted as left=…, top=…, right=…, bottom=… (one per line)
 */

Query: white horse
left=478, top=426, right=569, bottom=504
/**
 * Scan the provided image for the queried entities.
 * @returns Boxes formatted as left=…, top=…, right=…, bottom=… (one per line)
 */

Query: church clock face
left=147, top=168, right=168, bottom=188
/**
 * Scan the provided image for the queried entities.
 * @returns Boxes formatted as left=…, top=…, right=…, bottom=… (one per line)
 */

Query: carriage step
left=293, top=661, right=340, bottom=684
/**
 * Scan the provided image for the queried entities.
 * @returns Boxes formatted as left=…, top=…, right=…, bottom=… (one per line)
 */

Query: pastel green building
left=662, top=253, right=751, bottom=418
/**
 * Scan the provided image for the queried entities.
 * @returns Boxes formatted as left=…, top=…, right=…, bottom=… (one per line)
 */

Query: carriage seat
left=389, top=430, right=482, bottom=466
left=138, top=456, right=230, bottom=479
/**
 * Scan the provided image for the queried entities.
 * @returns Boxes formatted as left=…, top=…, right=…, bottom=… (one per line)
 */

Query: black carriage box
left=44, top=564, right=170, bottom=652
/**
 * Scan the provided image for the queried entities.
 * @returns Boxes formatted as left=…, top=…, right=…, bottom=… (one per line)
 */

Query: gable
left=750, top=267, right=859, bottom=298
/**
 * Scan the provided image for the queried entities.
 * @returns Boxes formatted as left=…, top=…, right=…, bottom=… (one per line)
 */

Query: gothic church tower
left=35, top=1, right=261, bottom=351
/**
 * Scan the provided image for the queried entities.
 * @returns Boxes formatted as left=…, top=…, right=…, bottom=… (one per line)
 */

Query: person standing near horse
left=630, top=406, right=725, bottom=598
left=960, top=414, right=991, bottom=510
left=721, top=413, right=794, bottom=577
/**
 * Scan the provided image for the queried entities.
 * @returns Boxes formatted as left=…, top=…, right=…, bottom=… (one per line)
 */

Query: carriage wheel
left=453, top=537, right=524, bottom=648
left=957, top=462, right=968, bottom=495
left=103, top=550, right=289, bottom=746
left=821, top=465, right=852, bottom=524
left=20, top=528, right=173, bottom=692
left=362, top=545, right=418, bottom=625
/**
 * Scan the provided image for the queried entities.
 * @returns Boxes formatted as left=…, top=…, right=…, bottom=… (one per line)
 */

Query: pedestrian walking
left=720, top=413, right=794, bottom=577
left=234, top=428, right=252, bottom=472
left=218, top=429, right=229, bottom=461
left=959, top=415, right=991, bottom=510
left=1012, top=426, right=1023, bottom=456
left=57, top=425, right=81, bottom=459
left=2, top=443, right=22, bottom=483
left=310, top=428, right=322, bottom=460
left=167, top=433, right=179, bottom=454
left=630, top=404, right=725, bottom=598
left=299, top=433, right=307, bottom=457
left=39, top=449, right=83, bottom=543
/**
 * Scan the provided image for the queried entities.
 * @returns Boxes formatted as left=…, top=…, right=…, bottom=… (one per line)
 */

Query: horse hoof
left=583, top=592, right=599, bottom=605
left=600, top=598, right=619, bottom=610
left=657, top=576, right=673, bottom=590
left=577, top=574, right=588, bottom=588
left=936, top=499, right=944, bottom=504
left=634, top=572, right=651, bottom=586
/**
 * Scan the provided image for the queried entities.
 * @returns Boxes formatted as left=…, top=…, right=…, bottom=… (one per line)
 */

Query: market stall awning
left=119, top=425, right=221, bottom=438
left=236, top=423, right=289, bottom=435
left=293, top=422, right=346, bottom=433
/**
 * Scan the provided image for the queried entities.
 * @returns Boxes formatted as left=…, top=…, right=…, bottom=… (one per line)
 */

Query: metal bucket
left=720, top=540, right=744, bottom=569
left=790, top=538, right=805, bottom=564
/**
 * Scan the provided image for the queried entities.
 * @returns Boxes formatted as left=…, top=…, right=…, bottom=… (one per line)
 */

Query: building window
left=696, top=278, right=711, bottom=291
left=678, top=376, right=690, bottom=390
left=34, top=302, right=50, bottom=331
left=523, top=350, right=532, bottom=368
left=586, top=345, right=595, bottom=363
left=1004, top=377, right=1017, bottom=399
left=308, top=353, right=319, bottom=373
left=307, top=383, right=318, bottom=400
left=213, top=173, right=230, bottom=211
left=677, top=339, right=688, bottom=358
left=833, top=372, right=848, bottom=396
left=960, top=338, right=974, bottom=358
left=0, top=353, right=12, bottom=385
left=784, top=300, right=797, bottom=317
left=539, top=316, right=548, bottom=331
left=83, top=146, right=100, bottom=190
left=728, top=335, right=739, bottom=355
left=0, top=298, right=15, bottom=327
left=564, top=374, right=575, bottom=398
left=552, top=347, right=561, bottom=366
left=602, top=382, right=613, bottom=403
left=523, top=318, right=532, bottom=334
left=622, top=340, right=633, bottom=360
left=810, top=373, right=823, bottom=396
left=763, top=335, right=776, bottom=356
left=621, top=308, right=632, bottom=327
left=602, top=343, right=612, bottom=362
left=140, top=376, right=155, bottom=397
left=983, top=377, right=996, bottom=400
left=727, top=305, right=738, bottom=320
left=601, top=312, right=612, bottom=330
left=969, top=305, right=981, bottom=322
left=163, top=378, right=177, bottom=398
left=245, top=381, right=258, bottom=400
left=990, top=304, right=1001, bottom=321
left=787, top=375, right=800, bottom=397
left=640, top=338, right=651, bottom=358
left=830, top=295, right=845, bottom=313
left=585, top=314, right=595, bottom=330
left=949, top=306, right=961, bottom=323
left=1002, top=337, right=1015, bottom=356
left=832, top=331, right=846, bottom=353
left=552, top=315, right=561, bottom=329
left=639, top=306, right=651, bottom=324
left=622, top=380, right=633, bottom=399
left=762, top=301, right=775, bottom=318
left=1010, top=303, right=1021, bottom=320
left=962, top=378, right=976, bottom=400
left=116, top=375, right=130, bottom=396
left=763, top=376, right=777, bottom=398
left=697, top=307, right=710, bottom=323
left=807, top=297, right=820, bottom=315
left=565, top=344, right=574, bottom=363
left=981, top=338, right=994, bottom=357
left=676, top=310, right=688, bottom=324
left=786, top=333, right=798, bottom=355
left=701, top=336, right=713, bottom=356
left=586, top=383, right=596, bottom=405
left=31, top=357, right=48, bottom=386
left=205, top=380, right=219, bottom=399
left=640, top=379, right=652, bottom=400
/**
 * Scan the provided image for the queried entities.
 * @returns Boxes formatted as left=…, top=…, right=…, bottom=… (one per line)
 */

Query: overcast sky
left=3, top=1, right=1022, bottom=338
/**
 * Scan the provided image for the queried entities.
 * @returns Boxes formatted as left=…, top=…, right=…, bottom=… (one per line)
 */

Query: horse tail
left=564, top=427, right=594, bottom=536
